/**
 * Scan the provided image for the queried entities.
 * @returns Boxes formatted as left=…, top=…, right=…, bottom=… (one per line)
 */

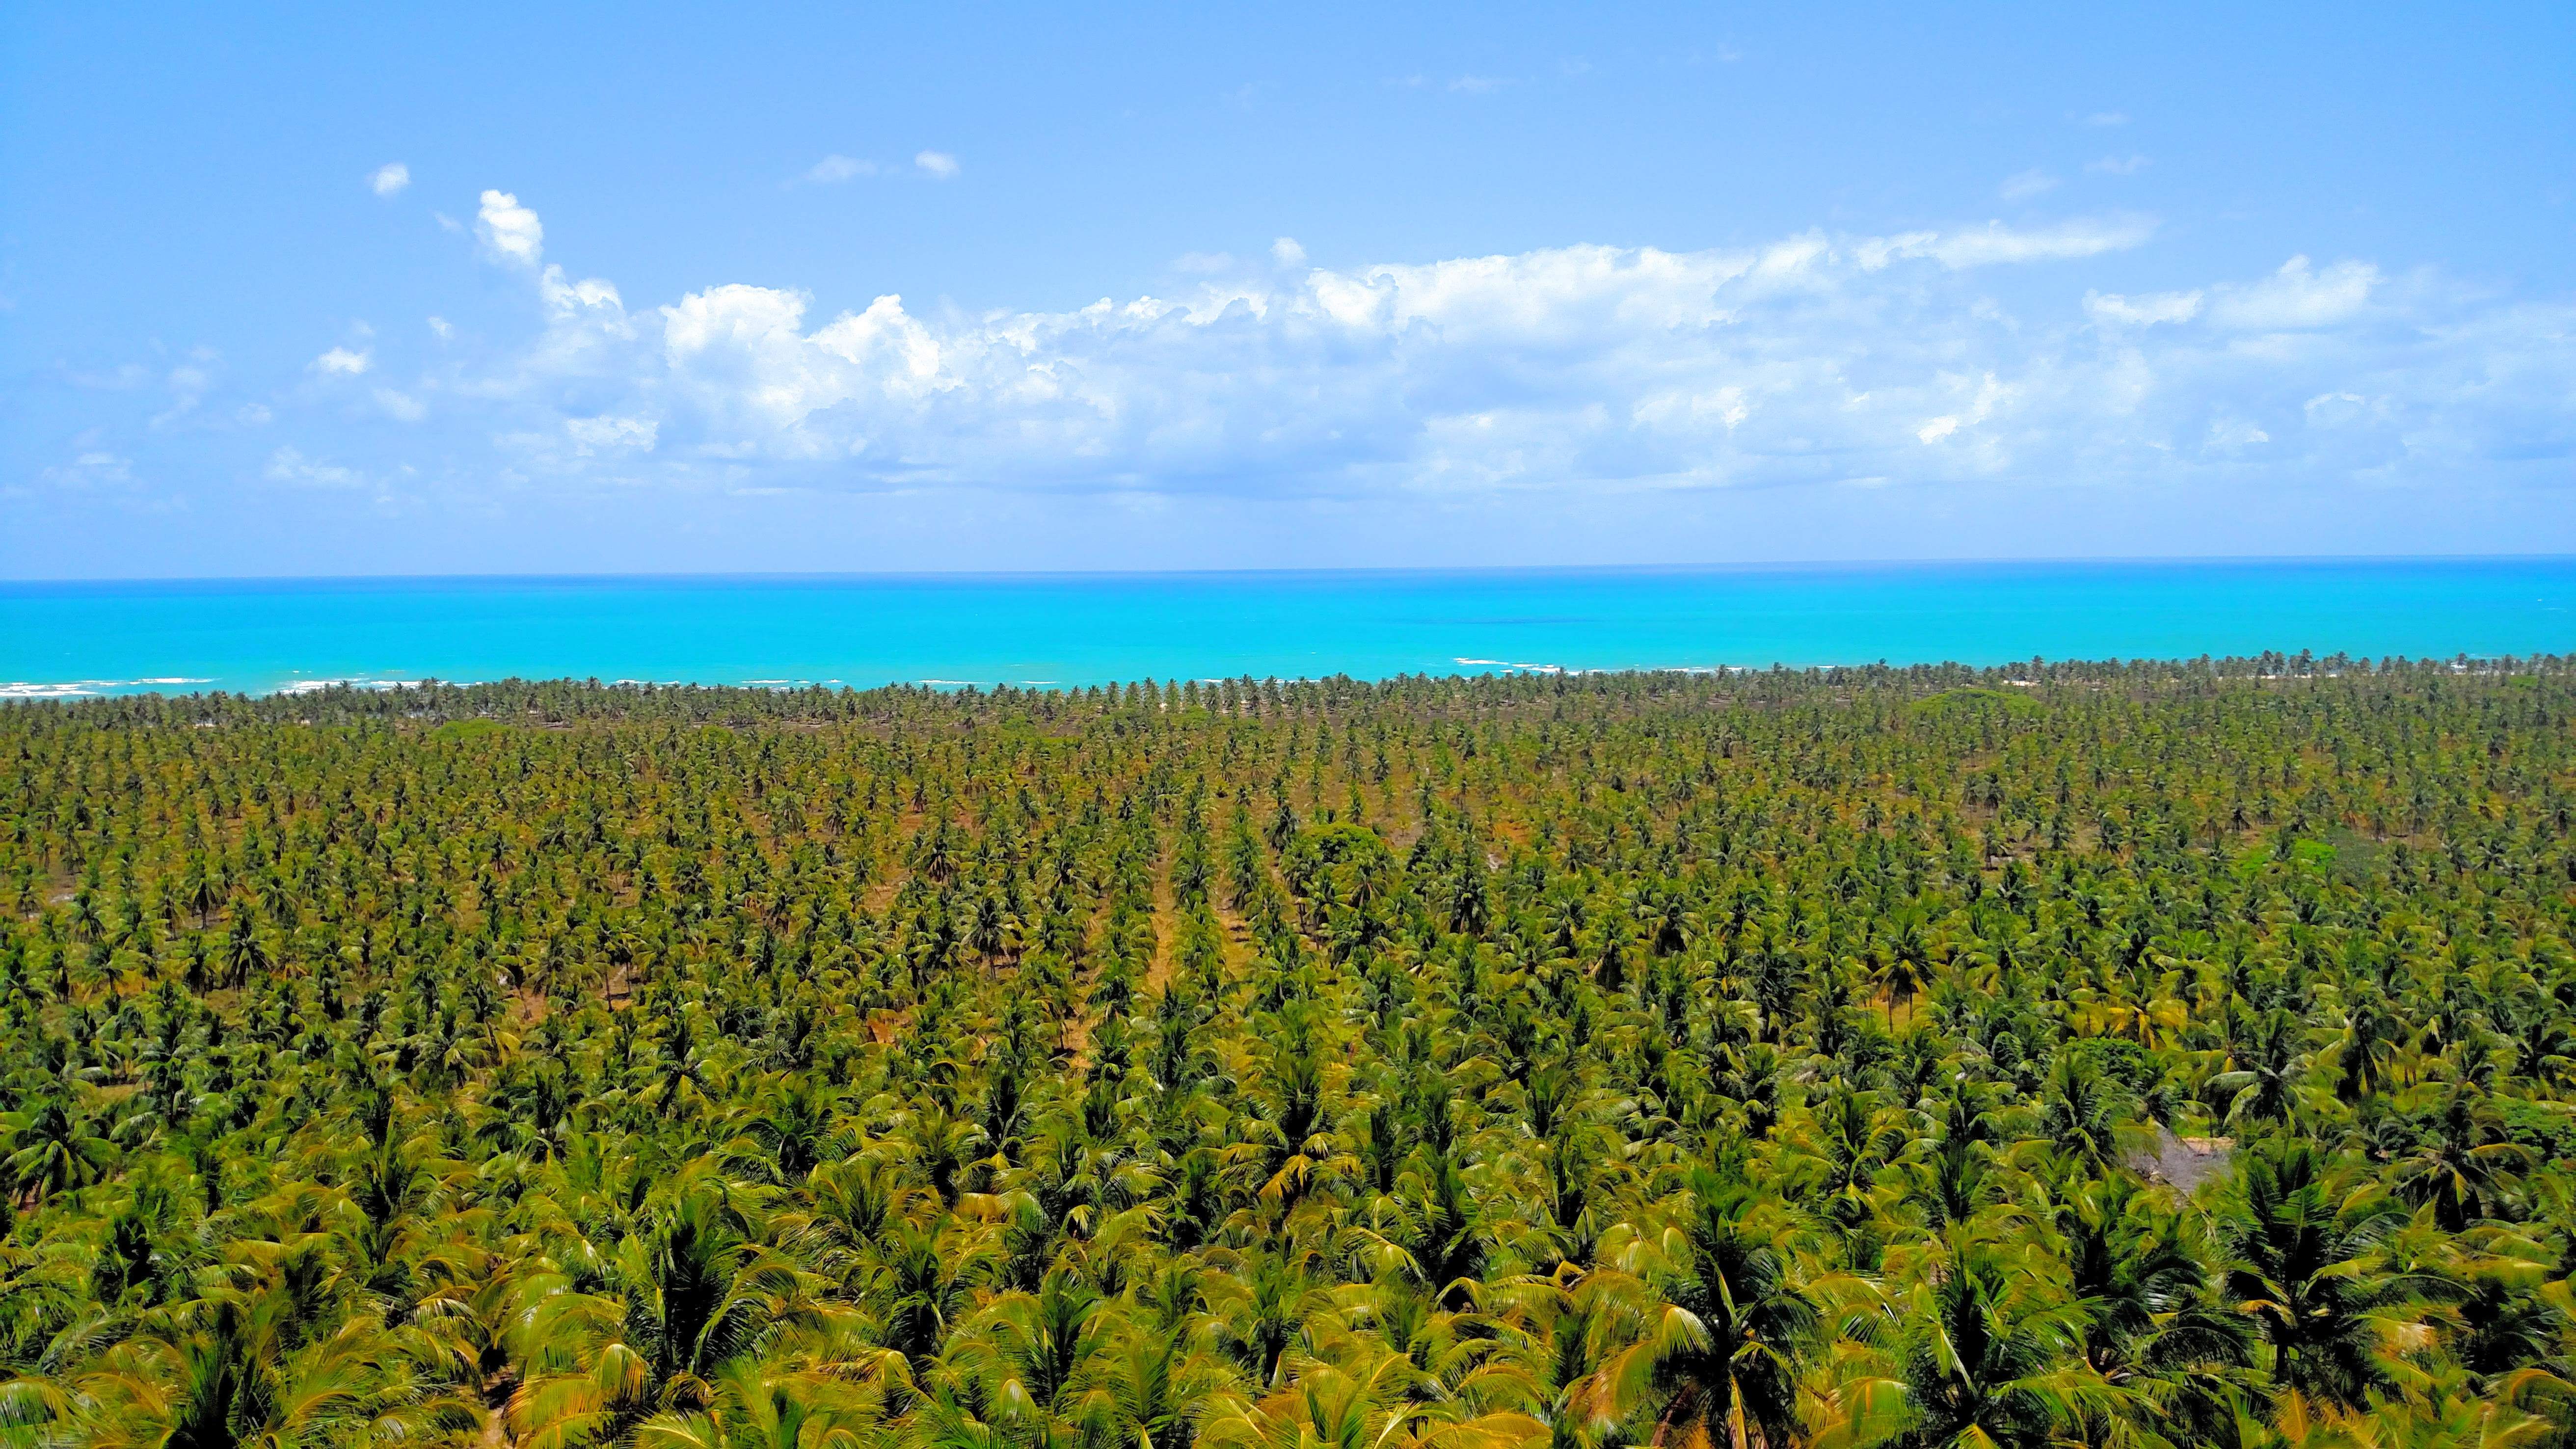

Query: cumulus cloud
left=370, top=162, right=410, bottom=197
left=314, top=347, right=371, bottom=375
left=316, top=197, right=2575, bottom=507
left=1272, top=237, right=1307, bottom=267
left=477, top=189, right=543, bottom=266
left=914, top=151, right=959, bottom=179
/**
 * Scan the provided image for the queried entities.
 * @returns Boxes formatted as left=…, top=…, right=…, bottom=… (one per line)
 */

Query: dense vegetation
left=3, top=654, right=2575, bottom=1449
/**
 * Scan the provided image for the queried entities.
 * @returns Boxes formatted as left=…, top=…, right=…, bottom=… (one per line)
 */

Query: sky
left=2, top=2, right=2571, bottom=579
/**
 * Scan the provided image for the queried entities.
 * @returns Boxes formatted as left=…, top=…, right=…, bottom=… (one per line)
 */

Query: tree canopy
left=1, top=652, right=2574, bottom=1448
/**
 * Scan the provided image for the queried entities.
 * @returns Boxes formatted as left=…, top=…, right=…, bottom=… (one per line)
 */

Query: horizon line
left=7, top=551, right=2575, bottom=590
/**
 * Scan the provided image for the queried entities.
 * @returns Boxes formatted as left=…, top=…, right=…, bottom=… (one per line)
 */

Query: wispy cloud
left=264, top=445, right=363, bottom=488
left=369, top=162, right=410, bottom=197
left=40, top=452, right=133, bottom=488
left=801, top=154, right=878, bottom=185
left=2080, top=111, right=2128, bottom=127
left=2000, top=168, right=2059, bottom=201
left=1855, top=214, right=2155, bottom=268
left=2085, top=289, right=2201, bottom=326
left=2085, top=154, right=2150, bottom=175
left=313, top=347, right=371, bottom=376
left=914, top=151, right=959, bottom=179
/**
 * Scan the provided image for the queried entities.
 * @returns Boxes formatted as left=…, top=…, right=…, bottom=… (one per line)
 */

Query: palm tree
left=511, top=1185, right=812, bottom=1448
left=2217, top=1141, right=2414, bottom=1415
left=2389, top=1085, right=2530, bottom=1233
left=632, top=1357, right=873, bottom=1449
left=1581, top=1171, right=1816, bottom=1449
left=2, top=1100, right=116, bottom=1206
left=2213, top=1008, right=2311, bottom=1129
left=1887, top=1240, right=2089, bottom=1449
left=960, top=1269, right=1107, bottom=1442
left=2046, top=1176, right=2252, bottom=1446
left=219, top=910, right=272, bottom=992
left=878, top=1219, right=986, bottom=1375
left=2034, top=1055, right=2142, bottom=1179
left=1206, top=1350, right=1542, bottom=1449
left=71, top=1272, right=462, bottom=1449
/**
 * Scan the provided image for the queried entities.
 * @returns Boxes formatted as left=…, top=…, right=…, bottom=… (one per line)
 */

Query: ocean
left=2, top=560, right=2571, bottom=698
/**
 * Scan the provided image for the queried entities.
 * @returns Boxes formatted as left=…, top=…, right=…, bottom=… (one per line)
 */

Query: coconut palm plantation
left=2, top=656, right=2574, bottom=1448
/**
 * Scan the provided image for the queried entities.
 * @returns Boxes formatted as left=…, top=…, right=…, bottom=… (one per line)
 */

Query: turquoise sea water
left=2, top=561, right=2571, bottom=698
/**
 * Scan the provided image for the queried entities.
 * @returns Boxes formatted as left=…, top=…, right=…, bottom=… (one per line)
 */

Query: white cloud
left=41, top=452, right=133, bottom=488
left=339, top=214, right=2573, bottom=507
left=1176, top=251, right=1234, bottom=273
left=1272, top=237, right=1307, bottom=267
left=567, top=415, right=659, bottom=453
left=314, top=347, right=371, bottom=375
left=914, top=151, right=959, bottom=179
left=1449, top=76, right=1506, bottom=93
left=2206, top=255, right=2379, bottom=330
left=2085, top=289, right=2202, bottom=326
left=539, top=268, right=622, bottom=314
left=152, top=363, right=212, bottom=428
left=370, top=162, right=410, bottom=197
left=264, top=446, right=363, bottom=488
left=2085, top=155, right=2149, bottom=175
left=469, top=193, right=621, bottom=318
left=2000, top=168, right=2059, bottom=201
left=374, top=388, right=427, bottom=421
left=803, top=155, right=877, bottom=184
left=236, top=403, right=271, bottom=426
left=428, top=316, right=454, bottom=339
left=476, top=189, right=543, bottom=266
left=1856, top=215, right=2155, bottom=269
left=2082, top=111, right=2128, bottom=126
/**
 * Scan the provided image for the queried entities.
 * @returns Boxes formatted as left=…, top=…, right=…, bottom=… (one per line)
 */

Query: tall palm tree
left=2, top=1100, right=115, bottom=1206
left=1887, top=1240, right=2090, bottom=1449
left=1581, top=1172, right=1817, bottom=1449
left=2217, top=1141, right=2414, bottom=1416
left=511, top=1186, right=812, bottom=1448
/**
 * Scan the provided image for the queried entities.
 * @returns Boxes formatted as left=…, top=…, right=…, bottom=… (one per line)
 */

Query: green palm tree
left=2217, top=1140, right=2414, bottom=1415
left=512, top=1186, right=811, bottom=1448
left=1889, top=1240, right=2090, bottom=1449
left=2, top=1100, right=116, bottom=1206
left=1582, top=1171, right=1816, bottom=1449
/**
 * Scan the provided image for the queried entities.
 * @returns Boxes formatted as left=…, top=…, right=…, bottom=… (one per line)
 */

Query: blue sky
left=3, top=2, right=2570, bottom=578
